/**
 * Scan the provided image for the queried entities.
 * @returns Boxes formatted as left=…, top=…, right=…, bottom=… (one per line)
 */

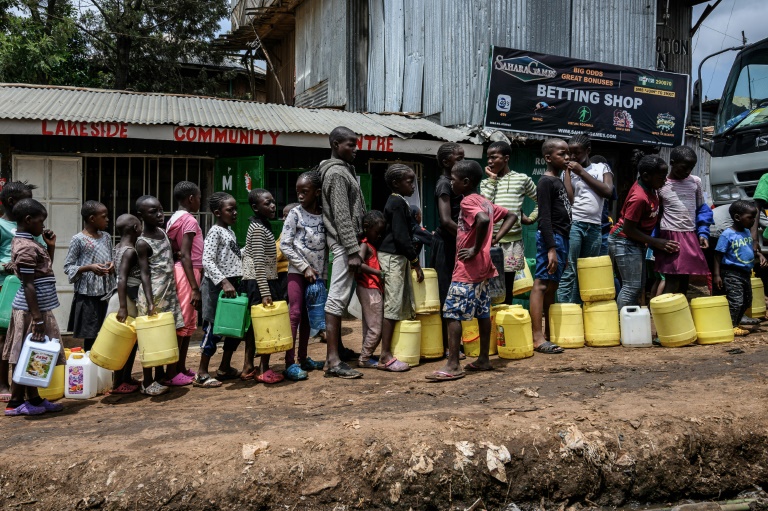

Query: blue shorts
left=534, top=231, right=569, bottom=282
left=442, top=281, right=491, bottom=321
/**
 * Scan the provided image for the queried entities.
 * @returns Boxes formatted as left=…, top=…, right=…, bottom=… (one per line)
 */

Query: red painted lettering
left=364, top=135, right=375, bottom=150
left=356, top=137, right=363, bottom=150
left=269, top=132, right=279, bottom=145
left=227, top=130, right=237, bottom=144
left=198, top=127, right=211, bottom=142
left=186, top=127, right=197, bottom=141
left=174, top=126, right=185, bottom=141
left=239, top=131, right=249, bottom=145
left=386, top=137, right=393, bottom=152
left=55, top=121, right=66, bottom=136
left=376, top=137, right=386, bottom=151
left=119, top=124, right=127, bottom=138
left=91, top=123, right=100, bottom=137
left=256, top=131, right=264, bottom=144
left=42, top=120, right=53, bottom=135
left=67, top=122, right=78, bottom=136
left=214, top=128, right=227, bottom=143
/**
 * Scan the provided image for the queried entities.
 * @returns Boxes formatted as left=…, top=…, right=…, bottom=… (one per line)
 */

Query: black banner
left=483, top=46, right=689, bottom=147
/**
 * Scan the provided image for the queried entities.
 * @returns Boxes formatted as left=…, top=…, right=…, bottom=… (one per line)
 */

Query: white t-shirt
left=568, top=162, right=612, bottom=225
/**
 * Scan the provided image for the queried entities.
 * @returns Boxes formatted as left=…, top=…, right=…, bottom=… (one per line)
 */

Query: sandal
left=465, top=361, right=494, bottom=372
left=426, top=371, right=465, bottom=382
left=110, top=382, right=139, bottom=394
left=192, top=374, right=223, bottom=388
left=256, top=369, right=284, bottom=384
left=325, top=362, right=363, bottom=379
left=358, top=359, right=379, bottom=369
left=377, top=358, right=411, bottom=372
left=183, top=368, right=196, bottom=378
left=339, top=347, right=358, bottom=362
left=162, top=373, right=193, bottom=386
left=300, top=357, right=324, bottom=371
left=216, top=367, right=242, bottom=380
left=240, top=368, right=258, bottom=381
left=140, top=381, right=169, bottom=396
left=533, top=341, right=564, bottom=354
left=283, top=364, right=308, bottom=381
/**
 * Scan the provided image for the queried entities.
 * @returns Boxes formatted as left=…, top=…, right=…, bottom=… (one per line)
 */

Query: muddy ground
left=2, top=319, right=768, bottom=511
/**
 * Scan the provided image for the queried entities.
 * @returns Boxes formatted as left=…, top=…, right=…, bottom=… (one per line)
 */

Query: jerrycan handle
left=625, top=307, right=638, bottom=313
left=23, top=332, right=50, bottom=344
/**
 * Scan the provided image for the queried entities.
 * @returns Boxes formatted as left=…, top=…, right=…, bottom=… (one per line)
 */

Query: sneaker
left=283, top=363, right=308, bottom=381
left=141, top=381, right=169, bottom=396
left=300, top=357, right=324, bottom=371
left=39, top=399, right=64, bottom=413
left=733, top=326, right=750, bottom=337
left=5, top=401, right=46, bottom=416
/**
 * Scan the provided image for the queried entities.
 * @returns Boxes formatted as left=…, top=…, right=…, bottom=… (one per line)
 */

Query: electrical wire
left=705, top=0, right=737, bottom=97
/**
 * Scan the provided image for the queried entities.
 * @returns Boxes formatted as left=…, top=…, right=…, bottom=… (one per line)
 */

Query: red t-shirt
left=611, top=181, right=660, bottom=238
left=452, top=194, right=509, bottom=283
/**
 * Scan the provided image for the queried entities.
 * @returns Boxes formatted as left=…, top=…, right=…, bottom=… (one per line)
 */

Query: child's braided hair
left=384, top=164, right=414, bottom=190
left=208, top=192, right=233, bottom=213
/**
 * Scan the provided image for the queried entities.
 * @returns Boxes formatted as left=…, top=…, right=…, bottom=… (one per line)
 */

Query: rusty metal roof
left=0, top=84, right=475, bottom=143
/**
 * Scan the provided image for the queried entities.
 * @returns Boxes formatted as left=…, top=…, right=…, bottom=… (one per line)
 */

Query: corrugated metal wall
left=655, top=0, right=692, bottom=75
left=265, top=34, right=295, bottom=105
left=347, top=0, right=369, bottom=112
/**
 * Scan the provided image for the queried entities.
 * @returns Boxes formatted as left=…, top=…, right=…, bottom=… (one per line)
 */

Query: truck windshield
left=715, top=48, right=768, bottom=134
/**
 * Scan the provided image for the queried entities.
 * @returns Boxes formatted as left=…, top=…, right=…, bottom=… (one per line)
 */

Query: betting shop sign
left=483, top=46, right=689, bottom=147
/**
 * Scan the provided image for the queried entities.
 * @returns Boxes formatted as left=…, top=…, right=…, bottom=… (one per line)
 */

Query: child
left=609, top=156, right=677, bottom=310
left=194, top=192, right=244, bottom=388
left=557, top=134, right=614, bottom=305
left=714, top=201, right=764, bottom=336
left=377, top=164, right=424, bottom=373
left=104, top=214, right=142, bottom=394
left=410, top=205, right=432, bottom=258
left=0, top=181, right=38, bottom=402
left=240, top=188, right=284, bottom=384
left=480, top=140, right=538, bottom=304
left=530, top=139, right=572, bottom=354
left=64, top=201, right=116, bottom=352
left=275, top=203, right=298, bottom=305
left=280, top=173, right=326, bottom=381
left=135, top=195, right=184, bottom=396
left=653, top=146, right=709, bottom=295
left=317, top=126, right=366, bottom=379
left=428, top=160, right=517, bottom=381
left=356, top=210, right=386, bottom=369
left=165, top=181, right=203, bottom=385
left=3, top=198, right=64, bottom=415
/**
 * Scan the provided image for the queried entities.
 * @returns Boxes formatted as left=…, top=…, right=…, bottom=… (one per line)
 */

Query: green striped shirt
left=480, top=170, right=538, bottom=242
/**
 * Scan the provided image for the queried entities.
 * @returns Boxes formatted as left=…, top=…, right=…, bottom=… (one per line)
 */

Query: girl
left=609, top=155, right=679, bottom=310
left=240, top=188, right=284, bottom=384
left=280, top=172, right=326, bottom=381
left=64, top=200, right=116, bottom=352
left=377, top=164, right=424, bottom=373
left=3, top=199, right=64, bottom=416
left=654, top=146, right=710, bottom=295
left=356, top=210, right=386, bottom=369
left=104, top=214, right=143, bottom=394
left=135, top=195, right=184, bottom=396
left=195, top=192, right=243, bottom=388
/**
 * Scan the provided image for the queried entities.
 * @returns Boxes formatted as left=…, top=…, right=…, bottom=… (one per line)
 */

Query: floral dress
left=136, top=233, right=184, bottom=328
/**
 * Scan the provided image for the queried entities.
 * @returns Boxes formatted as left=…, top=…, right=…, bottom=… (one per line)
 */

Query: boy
left=480, top=140, right=538, bottom=304
left=428, top=160, right=517, bottom=381
left=0, top=181, right=38, bottom=401
left=531, top=138, right=572, bottom=354
left=318, top=126, right=366, bottom=379
left=165, top=181, right=203, bottom=385
left=557, top=134, right=613, bottom=304
left=714, top=200, right=766, bottom=336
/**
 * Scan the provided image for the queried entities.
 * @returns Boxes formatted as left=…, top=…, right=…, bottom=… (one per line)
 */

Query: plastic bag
left=305, top=279, right=327, bottom=332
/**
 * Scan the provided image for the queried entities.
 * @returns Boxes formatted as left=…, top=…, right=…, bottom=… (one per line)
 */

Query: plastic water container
left=549, top=303, right=585, bottom=348
left=12, top=334, right=61, bottom=388
left=418, top=313, right=443, bottom=359
left=462, top=318, right=480, bottom=356
left=583, top=300, right=621, bottom=347
left=490, top=305, right=511, bottom=355
left=135, top=312, right=179, bottom=368
left=650, top=293, right=697, bottom=347
left=577, top=256, right=616, bottom=302
left=488, top=247, right=506, bottom=299
left=513, top=258, right=534, bottom=296
left=496, top=308, right=534, bottom=359
left=94, top=361, right=113, bottom=395
left=619, top=306, right=652, bottom=347
left=691, top=296, right=734, bottom=345
left=391, top=320, right=421, bottom=366
left=213, top=292, right=251, bottom=338
left=90, top=313, right=137, bottom=371
left=0, top=275, right=21, bottom=330
left=749, top=277, right=766, bottom=319
left=65, top=351, right=98, bottom=399
left=251, top=301, right=293, bottom=355
left=412, top=268, right=440, bottom=313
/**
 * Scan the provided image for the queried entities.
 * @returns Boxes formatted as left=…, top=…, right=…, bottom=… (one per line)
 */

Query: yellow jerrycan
left=549, top=303, right=585, bottom=348
left=251, top=301, right=293, bottom=355
left=135, top=312, right=179, bottom=368
left=489, top=305, right=511, bottom=355
left=496, top=308, right=534, bottom=359
left=691, top=296, right=734, bottom=345
left=462, top=318, right=480, bottom=356
left=512, top=258, right=534, bottom=296
left=90, top=313, right=137, bottom=370
left=38, top=347, right=70, bottom=401
left=577, top=256, right=616, bottom=302
left=418, top=313, right=443, bottom=359
left=391, top=320, right=421, bottom=366
left=650, top=293, right=697, bottom=347
left=749, top=276, right=766, bottom=319
left=412, top=269, right=440, bottom=313
left=583, top=300, right=621, bottom=347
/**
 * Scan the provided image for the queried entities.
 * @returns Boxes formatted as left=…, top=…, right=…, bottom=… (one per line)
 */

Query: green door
left=214, top=156, right=264, bottom=245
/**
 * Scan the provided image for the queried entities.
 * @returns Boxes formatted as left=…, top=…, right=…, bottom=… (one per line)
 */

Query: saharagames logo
left=494, top=55, right=557, bottom=82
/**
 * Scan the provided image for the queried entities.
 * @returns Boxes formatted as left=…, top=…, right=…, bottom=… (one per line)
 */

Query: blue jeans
left=556, top=221, right=601, bottom=304
left=609, top=235, right=646, bottom=311
left=534, top=232, right=569, bottom=282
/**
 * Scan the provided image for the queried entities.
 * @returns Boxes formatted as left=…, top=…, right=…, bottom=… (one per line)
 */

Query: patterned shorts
left=442, top=281, right=491, bottom=321
left=500, top=240, right=525, bottom=272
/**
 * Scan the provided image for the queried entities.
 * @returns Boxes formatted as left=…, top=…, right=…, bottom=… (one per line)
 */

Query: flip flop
left=377, top=358, right=410, bottom=372
left=533, top=341, right=564, bottom=354
left=240, top=368, right=258, bottom=381
left=325, top=362, right=363, bottom=379
left=192, top=375, right=223, bottom=388
left=216, top=367, right=242, bottom=381
left=0, top=393, right=10, bottom=403
left=465, top=362, right=494, bottom=372
left=426, top=371, right=465, bottom=382
left=256, top=369, right=284, bottom=384
left=109, top=383, right=139, bottom=394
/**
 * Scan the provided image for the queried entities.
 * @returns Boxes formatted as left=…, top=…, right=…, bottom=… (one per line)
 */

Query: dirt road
left=2, top=321, right=768, bottom=510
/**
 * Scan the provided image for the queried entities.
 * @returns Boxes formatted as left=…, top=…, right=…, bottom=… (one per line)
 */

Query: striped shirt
left=480, top=170, right=538, bottom=242
left=242, top=218, right=278, bottom=299
left=11, top=232, right=59, bottom=312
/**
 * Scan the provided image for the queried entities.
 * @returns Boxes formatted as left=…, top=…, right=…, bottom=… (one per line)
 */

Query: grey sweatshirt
left=318, top=158, right=365, bottom=256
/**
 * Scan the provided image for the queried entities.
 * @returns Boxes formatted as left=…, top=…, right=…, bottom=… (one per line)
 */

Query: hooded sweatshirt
left=318, top=158, right=366, bottom=256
